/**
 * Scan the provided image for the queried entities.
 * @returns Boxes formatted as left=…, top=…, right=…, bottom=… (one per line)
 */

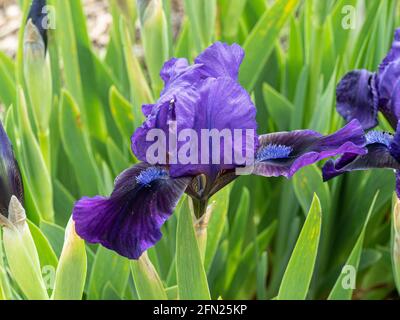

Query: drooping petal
left=168, top=77, right=258, bottom=178
left=72, top=163, right=190, bottom=260
left=322, top=130, right=400, bottom=181
left=195, top=42, right=244, bottom=80
left=253, top=120, right=367, bottom=178
left=0, top=122, right=24, bottom=217
left=336, top=70, right=379, bottom=130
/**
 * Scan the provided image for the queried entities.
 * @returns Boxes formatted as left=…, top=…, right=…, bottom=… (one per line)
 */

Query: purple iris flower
left=336, top=28, right=400, bottom=130
left=0, top=122, right=24, bottom=222
left=73, top=42, right=367, bottom=260
left=325, top=28, right=400, bottom=197
left=323, top=123, right=400, bottom=196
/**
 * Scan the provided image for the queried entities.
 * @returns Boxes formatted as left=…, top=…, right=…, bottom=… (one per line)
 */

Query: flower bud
left=2, top=196, right=48, bottom=300
left=52, top=219, right=87, bottom=300
left=23, top=1, right=52, bottom=135
left=137, top=0, right=169, bottom=96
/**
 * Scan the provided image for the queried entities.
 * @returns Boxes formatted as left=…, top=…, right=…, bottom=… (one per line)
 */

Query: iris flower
left=72, top=42, right=366, bottom=259
left=324, top=29, right=400, bottom=196
left=336, top=29, right=400, bottom=130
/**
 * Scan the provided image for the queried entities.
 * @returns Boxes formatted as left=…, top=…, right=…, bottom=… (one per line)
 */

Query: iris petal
left=336, top=70, right=378, bottom=130
left=0, top=122, right=24, bottom=217
left=253, top=120, right=367, bottom=178
left=379, top=29, right=400, bottom=74
left=322, top=125, right=400, bottom=181
left=72, top=163, right=190, bottom=260
left=195, top=42, right=244, bottom=80
left=168, top=77, right=258, bottom=178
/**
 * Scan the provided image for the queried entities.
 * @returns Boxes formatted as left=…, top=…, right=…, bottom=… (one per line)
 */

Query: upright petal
left=336, top=70, right=378, bottom=130
left=0, top=122, right=24, bottom=217
left=195, top=42, right=244, bottom=80
left=379, top=28, right=400, bottom=74
left=169, top=77, right=258, bottom=178
left=73, top=163, right=190, bottom=259
left=254, top=120, right=367, bottom=178
left=375, top=30, right=400, bottom=128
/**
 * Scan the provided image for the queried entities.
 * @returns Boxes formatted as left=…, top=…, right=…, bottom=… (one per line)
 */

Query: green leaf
left=205, top=185, right=232, bottom=271
left=27, top=221, right=58, bottom=270
left=225, top=188, right=250, bottom=287
left=392, top=196, right=400, bottom=295
left=138, top=0, right=169, bottom=96
left=277, top=194, right=322, bottom=300
left=240, top=0, right=300, bottom=90
left=88, top=247, right=130, bottom=300
left=15, top=88, right=54, bottom=222
left=131, top=252, right=167, bottom=300
left=328, top=192, right=378, bottom=300
left=59, top=90, right=104, bottom=196
left=0, top=51, right=16, bottom=108
left=293, top=165, right=331, bottom=216
left=109, top=86, right=134, bottom=145
left=120, top=17, right=153, bottom=125
left=262, top=83, right=293, bottom=131
left=52, top=221, right=87, bottom=300
left=40, top=221, right=66, bottom=258
left=176, top=197, right=211, bottom=300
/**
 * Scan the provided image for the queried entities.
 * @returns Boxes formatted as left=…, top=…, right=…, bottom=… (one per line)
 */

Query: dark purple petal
left=0, top=122, right=24, bottom=217
left=336, top=70, right=378, bottom=130
left=375, top=30, right=400, bottom=128
left=132, top=89, right=198, bottom=164
left=396, top=171, right=400, bottom=198
left=322, top=129, right=400, bottom=181
left=379, top=28, right=400, bottom=74
left=254, top=120, right=367, bottom=178
left=195, top=42, right=244, bottom=80
left=72, top=163, right=190, bottom=259
left=375, top=61, right=400, bottom=128
left=390, top=122, right=400, bottom=162
left=168, top=77, right=258, bottom=178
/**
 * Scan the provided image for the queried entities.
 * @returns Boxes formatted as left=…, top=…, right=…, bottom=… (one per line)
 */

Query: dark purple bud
left=0, top=122, right=24, bottom=218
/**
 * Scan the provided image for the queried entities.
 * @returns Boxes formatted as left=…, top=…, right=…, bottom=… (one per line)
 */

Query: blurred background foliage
left=0, top=0, right=399, bottom=300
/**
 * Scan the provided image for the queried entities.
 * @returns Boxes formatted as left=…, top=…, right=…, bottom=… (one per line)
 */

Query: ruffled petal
left=73, top=163, right=190, bottom=259
left=132, top=89, right=198, bottom=164
left=254, top=120, right=367, bottom=178
left=195, top=42, right=244, bottom=80
left=0, top=122, right=24, bottom=217
left=336, top=70, right=378, bottom=130
left=160, top=58, right=191, bottom=85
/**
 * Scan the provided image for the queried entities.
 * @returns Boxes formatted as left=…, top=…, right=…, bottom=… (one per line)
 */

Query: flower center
left=256, top=144, right=293, bottom=161
left=136, top=167, right=168, bottom=187
left=365, top=131, right=393, bottom=147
